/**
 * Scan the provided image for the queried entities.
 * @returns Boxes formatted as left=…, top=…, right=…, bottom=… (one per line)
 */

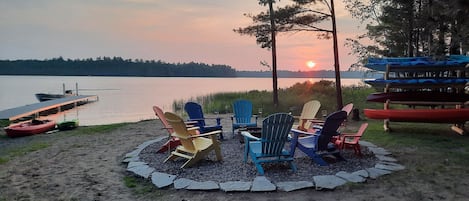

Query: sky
left=0, top=0, right=366, bottom=71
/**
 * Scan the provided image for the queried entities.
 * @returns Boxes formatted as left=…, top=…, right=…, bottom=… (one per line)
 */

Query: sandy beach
left=1, top=114, right=468, bottom=201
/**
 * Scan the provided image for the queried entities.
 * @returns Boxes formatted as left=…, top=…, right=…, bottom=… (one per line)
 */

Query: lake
left=0, top=76, right=365, bottom=125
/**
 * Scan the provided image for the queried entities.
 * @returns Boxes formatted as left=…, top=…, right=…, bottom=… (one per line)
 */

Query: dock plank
left=0, top=95, right=98, bottom=121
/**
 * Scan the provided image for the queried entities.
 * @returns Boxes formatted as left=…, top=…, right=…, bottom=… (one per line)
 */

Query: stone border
left=122, top=136, right=405, bottom=192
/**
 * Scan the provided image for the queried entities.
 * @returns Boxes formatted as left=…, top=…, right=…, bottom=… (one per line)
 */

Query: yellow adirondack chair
left=293, top=100, right=321, bottom=131
left=163, top=112, right=223, bottom=168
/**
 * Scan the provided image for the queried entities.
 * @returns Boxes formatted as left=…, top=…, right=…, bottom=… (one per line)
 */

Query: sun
left=306, top=60, right=316, bottom=69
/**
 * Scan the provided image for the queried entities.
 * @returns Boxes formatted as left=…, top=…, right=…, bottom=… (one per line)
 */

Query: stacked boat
left=363, top=55, right=469, bottom=131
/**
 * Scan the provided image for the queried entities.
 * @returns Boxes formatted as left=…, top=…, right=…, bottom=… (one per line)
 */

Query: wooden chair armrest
left=187, top=126, right=200, bottom=131
left=290, top=129, right=317, bottom=136
left=191, top=130, right=222, bottom=138
left=241, top=131, right=261, bottom=141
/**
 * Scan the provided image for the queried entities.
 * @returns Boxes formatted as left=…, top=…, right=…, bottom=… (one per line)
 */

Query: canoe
left=364, top=108, right=469, bottom=123
left=364, top=78, right=469, bottom=86
left=4, top=119, right=56, bottom=137
left=366, top=92, right=469, bottom=103
left=365, top=55, right=469, bottom=71
left=57, top=119, right=79, bottom=131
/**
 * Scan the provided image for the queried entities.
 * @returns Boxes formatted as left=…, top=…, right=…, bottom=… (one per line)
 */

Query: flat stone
left=219, top=181, right=251, bottom=192
left=375, top=162, right=405, bottom=171
left=251, top=176, right=276, bottom=192
left=352, top=169, right=369, bottom=178
left=375, top=154, right=398, bottom=162
left=151, top=172, right=176, bottom=188
left=127, top=164, right=155, bottom=179
left=127, top=161, right=147, bottom=169
left=313, top=175, right=347, bottom=190
left=173, top=178, right=194, bottom=189
left=366, top=167, right=392, bottom=179
left=368, top=147, right=392, bottom=155
left=276, top=181, right=314, bottom=192
left=335, top=171, right=366, bottom=183
left=123, top=150, right=144, bottom=163
left=186, top=181, right=219, bottom=190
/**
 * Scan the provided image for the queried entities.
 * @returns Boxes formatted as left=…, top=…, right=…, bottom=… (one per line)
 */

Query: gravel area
left=139, top=116, right=378, bottom=183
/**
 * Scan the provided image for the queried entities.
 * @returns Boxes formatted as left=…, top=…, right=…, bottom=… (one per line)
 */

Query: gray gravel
left=139, top=130, right=377, bottom=183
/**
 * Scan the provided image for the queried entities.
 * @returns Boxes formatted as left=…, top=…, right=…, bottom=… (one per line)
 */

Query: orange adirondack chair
left=334, top=123, right=368, bottom=156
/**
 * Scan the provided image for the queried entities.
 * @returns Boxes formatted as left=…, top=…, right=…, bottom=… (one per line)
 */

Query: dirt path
left=1, top=118, right=468, bottom=201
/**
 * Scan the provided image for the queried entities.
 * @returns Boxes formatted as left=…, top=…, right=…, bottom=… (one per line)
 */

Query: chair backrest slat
left=184, top=102, right=206, bottom=127
left=164, top=112, right=196, bottom=151
left=261, top=113, right=294, bottom=155
left=233, top=99, right=253, bottom=123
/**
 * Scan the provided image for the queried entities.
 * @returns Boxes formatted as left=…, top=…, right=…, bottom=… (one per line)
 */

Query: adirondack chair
left=184, top=102, right=223, bottom=139
left=241, top=113, right=296, bottom=175
left=153, top=106, right=181, bottom=153
left=231, top=99, right=258, bottom=135
left=163, top=112, right=223, bottom=168
left=293, top=100, right=321, bottom=131
left=290, top=110, right=347, bottom=166
left=334, top=123, right=368, bottom=156
left=309, top=102, right=354, bottom=131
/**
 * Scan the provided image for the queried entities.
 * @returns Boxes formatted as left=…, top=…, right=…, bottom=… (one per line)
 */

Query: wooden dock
left=0, top=95, right=98, bottom=122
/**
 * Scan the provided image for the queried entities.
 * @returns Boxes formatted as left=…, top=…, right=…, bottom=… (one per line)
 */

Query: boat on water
left=366, top=92, right=469, bottom=103
left=364, top=108, right=469, bottom=123
left=4, top=119, right=56, bottom=138
left=57, top=119, right=79, bottom=131
left=365, top=55, right=469, bottom=71
left=35, top=90, right=74, bottom=102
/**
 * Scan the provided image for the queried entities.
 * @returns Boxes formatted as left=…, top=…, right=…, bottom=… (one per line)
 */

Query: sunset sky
left=0, top=0, right=366, bottom=71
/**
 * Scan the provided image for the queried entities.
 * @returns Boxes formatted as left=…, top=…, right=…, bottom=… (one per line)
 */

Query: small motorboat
left=4, top=119, right=56, bottom=137
left=35, top=90, right=74, bottom=102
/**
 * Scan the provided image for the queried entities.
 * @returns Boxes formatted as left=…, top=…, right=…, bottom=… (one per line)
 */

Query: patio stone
left=173, top=178, right=194, bottom=189
left=151, top=172, right=176, bottom=188
left=335, top=171, right=366, bottom=183
left=366, top=167, right=392, bottom=179
left=276, top=181, right=314, bottom=192
left=219, top=181, right=252, bottom=192
left=251, top=176, right=276, bottom=192
left=313, top=175, right=347, bottom=190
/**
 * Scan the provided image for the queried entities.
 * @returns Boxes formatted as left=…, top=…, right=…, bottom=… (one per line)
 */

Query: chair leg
left=254, top=161, right=265, bottom=175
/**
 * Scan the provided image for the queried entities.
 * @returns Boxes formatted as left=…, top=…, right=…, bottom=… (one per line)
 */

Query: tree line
left=0, top=57, right=237, bottom=77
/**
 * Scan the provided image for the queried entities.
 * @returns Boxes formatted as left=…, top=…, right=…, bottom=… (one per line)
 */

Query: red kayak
left=366, top=92, right=469, bottom=103
left=364, top=108, right=469, bottom=123
left=4, top=119, right=56, bottom=138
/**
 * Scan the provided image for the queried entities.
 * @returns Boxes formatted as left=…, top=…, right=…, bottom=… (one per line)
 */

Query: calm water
left=0, top=76, right=365, bottom=125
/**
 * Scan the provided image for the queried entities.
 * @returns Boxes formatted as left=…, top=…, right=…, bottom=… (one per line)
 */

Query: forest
left=0, top=57, right=237, bottom=77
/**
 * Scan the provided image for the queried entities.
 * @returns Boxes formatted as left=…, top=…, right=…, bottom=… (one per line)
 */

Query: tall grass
left=173, top=80, right=382, bottom=118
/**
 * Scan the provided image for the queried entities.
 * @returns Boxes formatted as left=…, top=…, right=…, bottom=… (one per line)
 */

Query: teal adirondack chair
left=241, top=113, right=296, bottom=175
left=231, top=99, right=258, bottom=135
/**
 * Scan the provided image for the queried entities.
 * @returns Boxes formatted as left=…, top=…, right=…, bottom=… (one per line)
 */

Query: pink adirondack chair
left=334, top=123, right=368, bottom=156
left=153, top=106, right=182, bottom=153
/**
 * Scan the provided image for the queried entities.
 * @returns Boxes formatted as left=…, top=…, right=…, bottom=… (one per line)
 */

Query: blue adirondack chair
left=241, top=113, right=296, bottom=175
left=290, top=110, right=347, bottom=166
left=231, top=99, right=258, bottom=135
left=184, top=102, right=223, bottom=139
